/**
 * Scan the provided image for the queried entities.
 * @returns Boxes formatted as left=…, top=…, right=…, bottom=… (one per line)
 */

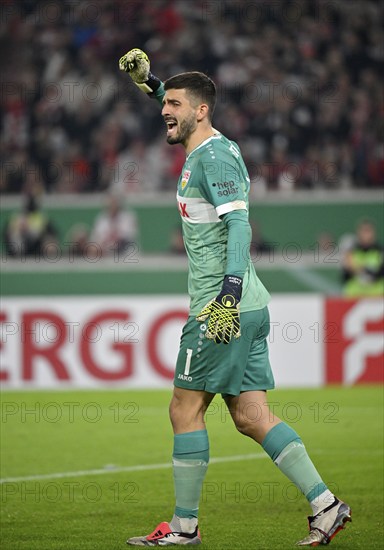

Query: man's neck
left=184, top=125, right=215, bottom=155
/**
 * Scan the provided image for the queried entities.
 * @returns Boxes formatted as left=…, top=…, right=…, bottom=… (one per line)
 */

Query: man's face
left=161, top=88, right=198, bottom=145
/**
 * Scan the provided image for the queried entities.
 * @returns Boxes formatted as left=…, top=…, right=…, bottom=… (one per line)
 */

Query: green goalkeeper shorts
left=174, top=306, right=274, bottom=396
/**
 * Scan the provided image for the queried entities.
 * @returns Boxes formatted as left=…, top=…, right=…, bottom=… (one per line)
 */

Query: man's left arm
left=196, top=152, right=253, bottom=343
left=223, top=209, right=251, bottom=278
left=196, top=209, right=251, bottom=345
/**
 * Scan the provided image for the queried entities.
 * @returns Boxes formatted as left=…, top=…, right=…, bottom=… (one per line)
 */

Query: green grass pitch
left=1, top=386, right=383, bottom=549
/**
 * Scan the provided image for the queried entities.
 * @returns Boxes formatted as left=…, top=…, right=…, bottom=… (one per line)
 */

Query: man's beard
left=166, top=114, right=197, bottom=145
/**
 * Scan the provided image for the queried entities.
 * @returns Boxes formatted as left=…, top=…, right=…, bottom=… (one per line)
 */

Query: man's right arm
left=119, top=48, right=165, bottom=105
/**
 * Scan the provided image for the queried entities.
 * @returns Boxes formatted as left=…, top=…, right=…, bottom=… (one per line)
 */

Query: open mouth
left=165, top=119, right=178, bottom=137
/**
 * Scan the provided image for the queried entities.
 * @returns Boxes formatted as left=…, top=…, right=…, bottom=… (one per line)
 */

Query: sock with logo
left=171, top=429, right=209, bottom=532
left=262, top=423, right=334, bottom=514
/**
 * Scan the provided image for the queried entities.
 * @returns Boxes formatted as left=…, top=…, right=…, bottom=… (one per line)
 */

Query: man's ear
left=196, top=103, right=209, bottom=122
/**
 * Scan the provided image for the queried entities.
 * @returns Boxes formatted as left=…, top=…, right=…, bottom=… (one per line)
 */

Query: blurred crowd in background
left=3, top=190, right=383, bottom=296
left=1, top=0, right=383, bottom=196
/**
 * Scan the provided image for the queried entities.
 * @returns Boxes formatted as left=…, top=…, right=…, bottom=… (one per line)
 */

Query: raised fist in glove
left=196, top=275, right=242, bottom=344
left=119, top=48, right=150, bottom=83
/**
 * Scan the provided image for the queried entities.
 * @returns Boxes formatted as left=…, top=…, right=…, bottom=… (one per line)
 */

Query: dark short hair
left=164, top=72, right=216, bottom=119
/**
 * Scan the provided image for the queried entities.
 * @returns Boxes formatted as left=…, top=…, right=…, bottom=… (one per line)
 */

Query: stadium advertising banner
left=0, top=296, right=383, bottom=389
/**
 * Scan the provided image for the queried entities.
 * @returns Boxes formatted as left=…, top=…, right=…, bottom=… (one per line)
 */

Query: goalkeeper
left=119, top=49, right=351, bottom=547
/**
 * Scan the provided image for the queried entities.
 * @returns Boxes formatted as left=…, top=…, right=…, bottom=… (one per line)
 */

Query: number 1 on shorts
left=184, top=348, right=193, bottom=375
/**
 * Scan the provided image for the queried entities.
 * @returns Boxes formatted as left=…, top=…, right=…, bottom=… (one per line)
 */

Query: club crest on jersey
left=181, top=170, right=191, bottom=190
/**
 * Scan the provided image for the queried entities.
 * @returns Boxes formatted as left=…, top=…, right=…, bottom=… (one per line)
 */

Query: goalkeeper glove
left=119, top=48, right=161, bottom=95
left=196, top=275, right=242, bottom=344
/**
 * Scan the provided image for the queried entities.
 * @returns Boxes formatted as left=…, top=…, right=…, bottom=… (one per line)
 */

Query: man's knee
left=233, top=410, right=271, bottom=443
left=169, top=389, right=213, bottom=432
left=169, top=391, right=199, bottom=430
left=234, top=414, right=256, bottom=438
left=169, top=394, right=183, bottom=426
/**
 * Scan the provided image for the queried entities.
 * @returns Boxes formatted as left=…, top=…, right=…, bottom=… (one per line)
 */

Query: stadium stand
left=1, top=0, right=383, bottom=195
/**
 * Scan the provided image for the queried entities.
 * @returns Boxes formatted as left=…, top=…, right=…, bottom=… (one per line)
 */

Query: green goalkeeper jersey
left=176, top=132, right=270, bottom=315
left=152, top=84, right=270, bottom=314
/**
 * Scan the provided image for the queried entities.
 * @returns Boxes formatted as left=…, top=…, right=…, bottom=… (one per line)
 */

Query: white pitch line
left=0, top=453, right=267, bottom=484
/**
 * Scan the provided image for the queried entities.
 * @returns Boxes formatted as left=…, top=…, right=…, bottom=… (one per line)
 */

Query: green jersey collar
left=186, top=132, right=221, bottom=161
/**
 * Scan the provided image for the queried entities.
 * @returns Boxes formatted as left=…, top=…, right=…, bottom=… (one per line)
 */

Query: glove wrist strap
left=135, top=72, right=161, bottom=95
left=221, top=275, right=243, bottom=302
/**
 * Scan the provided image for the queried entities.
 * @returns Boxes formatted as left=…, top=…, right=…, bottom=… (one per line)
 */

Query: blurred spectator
left=3, top=193, right=58, bottom=257
left=0, top=0, right=383, bottom=194
left=90, top=194, right=138, bottom=256
left=342, top=219, right=384, bottom=296
left=65, top=223, right=90, bottom=257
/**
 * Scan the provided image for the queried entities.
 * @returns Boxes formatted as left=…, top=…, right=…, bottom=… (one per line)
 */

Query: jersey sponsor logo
left=178, top=373, right=193, bottom=382
left=212, top=180, right=239, bottom=197
left=178, top=201, right=189, bottom=218
left=175, top=194, right=221, bottom=224
left=181, top=169, right=191, bottom=190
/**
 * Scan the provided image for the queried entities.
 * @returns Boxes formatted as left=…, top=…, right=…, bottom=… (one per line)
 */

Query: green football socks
left=171, top=423, right=333, bottom=525
left=262, top=423, right=333, bottom=513
left=172, top=429, right=209, bottom=520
